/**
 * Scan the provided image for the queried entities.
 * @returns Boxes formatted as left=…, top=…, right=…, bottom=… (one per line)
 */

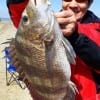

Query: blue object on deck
left=4, top=47, right=25, bottom=89
left=7, top=64, right=16, bottom=72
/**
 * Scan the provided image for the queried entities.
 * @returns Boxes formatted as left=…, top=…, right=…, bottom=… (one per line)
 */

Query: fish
left=7, top=0, right=78, bottom=99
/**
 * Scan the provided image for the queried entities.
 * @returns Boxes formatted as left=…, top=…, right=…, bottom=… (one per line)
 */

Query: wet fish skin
left=11, top=0, right=77, bottom=99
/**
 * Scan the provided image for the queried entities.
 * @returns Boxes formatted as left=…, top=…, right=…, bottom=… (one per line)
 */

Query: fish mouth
left=31, top=0, right=37, bottom=6
left=34, top=0, right=37, bottom=6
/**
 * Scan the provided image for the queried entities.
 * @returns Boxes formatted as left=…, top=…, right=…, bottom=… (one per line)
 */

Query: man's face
left=62, top=0, right=89, bottom=21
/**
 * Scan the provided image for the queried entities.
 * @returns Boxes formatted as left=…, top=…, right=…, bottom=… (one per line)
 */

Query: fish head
left=16, top=0, right=53, bottom=42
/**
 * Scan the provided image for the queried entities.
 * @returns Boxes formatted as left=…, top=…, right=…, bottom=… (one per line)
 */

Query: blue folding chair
left=5, top=47, right=25, bottom=89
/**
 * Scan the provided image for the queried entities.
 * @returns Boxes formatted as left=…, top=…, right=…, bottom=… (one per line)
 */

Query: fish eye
left=23, top=15, right=28, bottom=22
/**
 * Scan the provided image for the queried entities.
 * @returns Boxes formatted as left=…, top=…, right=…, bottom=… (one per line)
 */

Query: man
left=7, top=0, right=100, bottom=99
left=55, top=0, right=100, bottom=99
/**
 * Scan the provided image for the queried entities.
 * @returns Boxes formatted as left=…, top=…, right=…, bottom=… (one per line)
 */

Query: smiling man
left=7, top=0, right=100, bottom=100
left=55, top=0, right=100, bottom=99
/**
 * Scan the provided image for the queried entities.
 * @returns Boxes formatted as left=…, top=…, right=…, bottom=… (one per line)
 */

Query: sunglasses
left=63, top=0, right=87, bottom=3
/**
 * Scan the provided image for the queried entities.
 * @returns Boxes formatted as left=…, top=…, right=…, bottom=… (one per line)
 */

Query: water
left=0, top=18, right=10, bottom=21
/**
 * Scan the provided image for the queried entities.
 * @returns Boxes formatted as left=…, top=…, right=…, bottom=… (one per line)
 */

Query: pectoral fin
left=62, top=37, right=76, bottom=65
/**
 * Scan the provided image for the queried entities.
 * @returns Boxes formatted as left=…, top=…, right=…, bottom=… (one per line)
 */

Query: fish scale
left=7, top=0, right=78, bottom=99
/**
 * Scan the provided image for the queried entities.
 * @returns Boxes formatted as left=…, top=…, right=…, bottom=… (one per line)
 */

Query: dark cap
left=88, top=0, right=93, bottom=5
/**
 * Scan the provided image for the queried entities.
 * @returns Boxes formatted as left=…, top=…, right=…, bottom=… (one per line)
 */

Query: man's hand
left=55, top=9, right=77, bottom=36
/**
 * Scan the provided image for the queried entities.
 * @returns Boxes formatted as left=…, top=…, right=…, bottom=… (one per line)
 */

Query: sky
left=0, top=0, right=100, bottom=19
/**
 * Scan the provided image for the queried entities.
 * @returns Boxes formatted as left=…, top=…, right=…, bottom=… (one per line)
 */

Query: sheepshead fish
left=9, top=0, right=78, bottom=99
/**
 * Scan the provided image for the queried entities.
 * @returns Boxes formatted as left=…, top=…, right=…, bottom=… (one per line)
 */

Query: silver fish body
left=13, top=0, right=77, bottom=99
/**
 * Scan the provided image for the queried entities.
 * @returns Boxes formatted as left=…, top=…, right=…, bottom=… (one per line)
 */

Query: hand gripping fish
left=7, top=0, right=78, bottom=99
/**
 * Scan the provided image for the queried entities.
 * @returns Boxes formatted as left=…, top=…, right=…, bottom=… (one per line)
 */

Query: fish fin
left=68, top=81, right=79, bottom=95
left=1, top=38, right=15, bottom=46
left=1, top=41, right=12, bottom=45
left=62, top=37, right=76, bottom=65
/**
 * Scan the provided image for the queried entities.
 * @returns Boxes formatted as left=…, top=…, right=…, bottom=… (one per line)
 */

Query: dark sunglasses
left=63, top=0, right=87, bottom=3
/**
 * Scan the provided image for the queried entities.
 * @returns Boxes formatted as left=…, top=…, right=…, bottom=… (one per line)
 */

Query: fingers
left=55, top=10, right=73, bottom=18
left=55, top=17, right=76, bottom=25
left=55, top=10, right=75, bottom=24
left=61, top=22, right=76, bottom=36
left=55, top=10, right=77, bottom=36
